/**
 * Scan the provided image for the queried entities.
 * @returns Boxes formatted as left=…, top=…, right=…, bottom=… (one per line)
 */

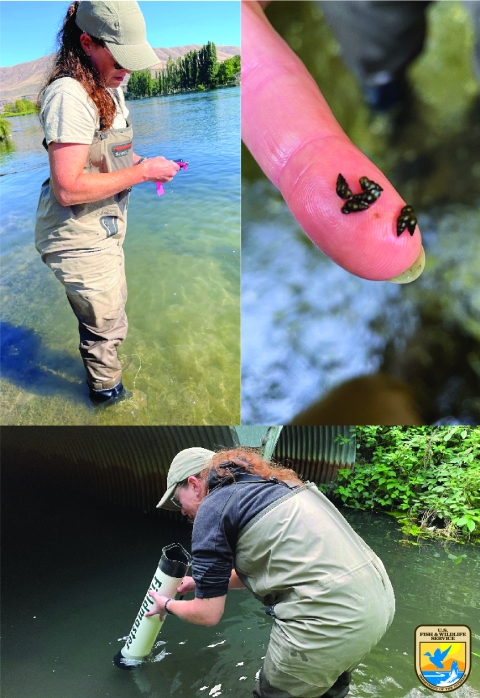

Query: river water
left=2, top=467, right=479, bottom=698
left=242, top=2, right=480, bottom=425
left=0, top=87, right=240, bottom=425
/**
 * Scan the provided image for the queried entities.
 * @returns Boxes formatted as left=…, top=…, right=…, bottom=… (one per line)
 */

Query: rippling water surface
left=1, top=88, right=240, bottom=424
left=2, top=472, right=479, bottom=698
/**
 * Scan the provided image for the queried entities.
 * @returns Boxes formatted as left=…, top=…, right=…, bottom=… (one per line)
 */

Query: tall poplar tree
left=126, top=42, right=240, bottom=98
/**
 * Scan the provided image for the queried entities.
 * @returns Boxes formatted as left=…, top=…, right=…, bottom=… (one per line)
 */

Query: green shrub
left=321, top=426, right=480, bottom=542
left=0, top=117, right=11, bottom=140
left=2, top=98, right=37, bottom=116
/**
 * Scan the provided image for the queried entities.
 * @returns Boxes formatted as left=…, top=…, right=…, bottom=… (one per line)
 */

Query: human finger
left=145, top=590, right=165, bottom=617
left=242, top=1, right=424, bottom=283
left=144, top=157, right=180, bottom=182
left=177, top=576, right=196, bottom=594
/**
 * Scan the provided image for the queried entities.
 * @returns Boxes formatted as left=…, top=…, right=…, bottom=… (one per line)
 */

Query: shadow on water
left=241, top=1, right=480, bottom=425
left=0, top=321, right=83, bottom=397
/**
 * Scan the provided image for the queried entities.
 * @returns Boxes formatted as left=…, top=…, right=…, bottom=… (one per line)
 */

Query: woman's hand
left=228, top=569, right=246, bottom=589
left=242, top=1, right=424, bottom=283
left=145, top=591, right=170, bottom=620
left=142, top=156, right=180, bottom=183
left=48, top=143, right=180, bottom=206
left=177, top=576, right=196, bottom=595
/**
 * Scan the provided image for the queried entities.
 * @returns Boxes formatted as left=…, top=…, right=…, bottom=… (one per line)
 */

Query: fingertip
left=388, top=245, right=425, bottom=284
left=279, top=146, right=423, bottom=280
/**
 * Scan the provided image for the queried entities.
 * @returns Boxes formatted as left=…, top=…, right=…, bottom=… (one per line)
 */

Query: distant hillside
left=0, top=45, right=240, bottom=105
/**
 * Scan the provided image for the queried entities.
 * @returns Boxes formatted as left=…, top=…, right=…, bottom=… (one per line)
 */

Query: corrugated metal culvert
left=1, top=426, right=355, bottom=513
left=274, top=426, right=356, bottom=482
left=1, top=426, right=238, bottom=515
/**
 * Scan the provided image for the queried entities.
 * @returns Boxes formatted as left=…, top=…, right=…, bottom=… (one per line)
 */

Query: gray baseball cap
left=156, top=447, right=215, bottom=510
left=76, top=1, right=159, bottom=71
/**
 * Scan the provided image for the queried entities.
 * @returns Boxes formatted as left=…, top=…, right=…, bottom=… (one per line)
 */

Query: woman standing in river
left=35, top=1, right=179, bottom=403
left=148, top=447, right=396, bottom=698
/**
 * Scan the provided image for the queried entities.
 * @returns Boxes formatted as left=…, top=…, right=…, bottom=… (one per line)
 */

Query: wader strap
left=234, top=473, right=271, bottom=483
left=238, top=484, right=306, bottom=540
left=208, top=471, right=298, bottom=491
left=233, top=473, right=296, bottom=486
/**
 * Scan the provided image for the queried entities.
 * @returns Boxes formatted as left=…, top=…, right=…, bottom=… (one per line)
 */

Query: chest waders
left=34, top=122, right=133, bottom=391
left=234, top=483, right=395, bottom=698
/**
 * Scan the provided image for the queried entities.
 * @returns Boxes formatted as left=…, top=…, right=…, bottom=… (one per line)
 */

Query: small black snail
left=336, top=173, right=353, bottom=199
left=336, top=174, right=383, bottom=213
left=396, top=205, right=417, bottom=236
left=358, top=176, right=383, bottom=203
left=341, top=198, right=370, bottom=214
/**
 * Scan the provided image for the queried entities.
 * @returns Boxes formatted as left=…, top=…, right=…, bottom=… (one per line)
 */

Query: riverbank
left=323, top=426, right=480, bottom=544
left=2, top=109, right=37, bottom=117
left=125, top=81, right=239, bottom=101
left=0, top=117, right=11, bottom=141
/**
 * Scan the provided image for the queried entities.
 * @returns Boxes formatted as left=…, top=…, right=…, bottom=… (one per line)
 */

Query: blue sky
left=0, top=1, right=240, bottom=67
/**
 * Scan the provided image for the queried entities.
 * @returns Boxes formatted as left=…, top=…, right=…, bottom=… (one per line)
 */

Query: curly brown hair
left=38, top=2, right=117, bottom=131
left=199, top=447, right=302, bottom=486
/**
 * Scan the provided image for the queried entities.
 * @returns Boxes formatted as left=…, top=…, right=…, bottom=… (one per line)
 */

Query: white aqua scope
left=114, top=543, right=192, bottom=669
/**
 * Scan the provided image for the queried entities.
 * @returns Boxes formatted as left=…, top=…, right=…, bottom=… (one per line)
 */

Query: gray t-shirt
left=40, top=77, right=129, bottom=145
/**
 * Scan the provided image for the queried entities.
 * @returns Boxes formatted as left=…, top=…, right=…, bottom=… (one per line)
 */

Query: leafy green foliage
left=126, top=42, right=240, bottom=99
left=320, top=426, right=480, bottom=542
left=3, top=98, right=38, bottom=117
left=126, top=69, right=154, bottom=99
left=216, top=55, right=240, bottom=85
left=0, top=117, right=11, bottom=140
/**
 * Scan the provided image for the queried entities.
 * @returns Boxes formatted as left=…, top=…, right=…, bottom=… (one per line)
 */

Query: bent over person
left=148, top=447, right=396, bottom=698
left=35, top=1, right=179, bottom=403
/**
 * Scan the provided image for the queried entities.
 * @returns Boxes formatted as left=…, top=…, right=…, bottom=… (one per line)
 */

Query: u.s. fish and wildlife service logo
left=415, top=625, right=471, bottom=692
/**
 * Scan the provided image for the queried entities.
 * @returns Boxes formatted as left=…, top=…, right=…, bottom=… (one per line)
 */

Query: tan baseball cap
left=156, top=447, right=215, bottom=510
left=76, top=1, right=159, bottom=71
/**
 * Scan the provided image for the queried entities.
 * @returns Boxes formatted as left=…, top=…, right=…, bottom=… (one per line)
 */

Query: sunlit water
left=2, top=471, right=479, bottom=698
left=0, top=88, right=240, bottom=425
left=241, top=2, right=480, bottom=425
left=242, top=182, right=480, bottom=425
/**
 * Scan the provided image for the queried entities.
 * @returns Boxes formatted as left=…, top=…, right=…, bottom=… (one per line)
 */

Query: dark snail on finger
left=396, top=205, right=417, bottom=236
left=336, top=173, right=383, bottom=213
left=336, top=174, right=418, bottom=239
left=341, top=198, right=370, bottom=214
left=336, top=173, right=353, bottom=199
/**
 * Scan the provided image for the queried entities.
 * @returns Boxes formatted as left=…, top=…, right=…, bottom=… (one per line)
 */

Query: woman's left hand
left=145, top=591, right=169, bottom=619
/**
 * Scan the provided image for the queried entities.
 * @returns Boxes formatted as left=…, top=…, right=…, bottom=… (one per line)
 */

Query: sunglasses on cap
left=102, top=44, right=125, bottom=71
left=170, top=479, right=189, bottom=509
left=87, top=34, right=126, bottom=70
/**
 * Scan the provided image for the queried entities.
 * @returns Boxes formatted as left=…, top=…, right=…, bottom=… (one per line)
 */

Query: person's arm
left=228, top=569, right=246, bottom=589
left=242, top=1, right=424, bottom=283
left=176, top=569, right=245, bottom=596
left=48, top=142, right=179, bottom=206
left=146, top=591, right=226, bottom=626
left=177, top=575, right=197, bottom=595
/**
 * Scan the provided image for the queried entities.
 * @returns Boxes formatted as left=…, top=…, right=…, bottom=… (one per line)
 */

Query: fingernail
left=388, top=246, right=425, bottom=284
